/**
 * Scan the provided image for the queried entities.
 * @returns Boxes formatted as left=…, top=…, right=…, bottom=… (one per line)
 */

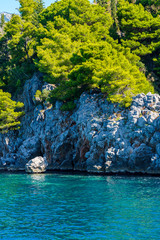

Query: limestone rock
left=23, top=73, right=43, bottom=112
left=25, top=156, right=48, bottom=173
left=130, top=144, right=152, bottom=171
left=42, top=82, right=55, bottom=91
left=137, top=116, right=147, bottom=128
left=1, top=77, right=160, bottom=174
left=156, top=143, right=160, bottom=156
left=18, top=137, right=41, bottom=161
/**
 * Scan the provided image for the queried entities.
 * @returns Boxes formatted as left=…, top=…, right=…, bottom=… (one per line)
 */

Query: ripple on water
left=0, top=173, right=160, bottom=239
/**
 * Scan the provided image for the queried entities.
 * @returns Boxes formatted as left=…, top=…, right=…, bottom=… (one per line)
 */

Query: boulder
left=25, top=156, right=48, bottom=173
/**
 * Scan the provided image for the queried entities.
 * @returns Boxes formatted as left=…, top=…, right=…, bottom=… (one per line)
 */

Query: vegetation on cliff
left=0, top=0, right=160, bottom=116
left=0, top=90, right=24, bottom=132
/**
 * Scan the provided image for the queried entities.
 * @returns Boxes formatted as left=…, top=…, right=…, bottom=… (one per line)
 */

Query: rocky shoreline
left=1, top=168, right=160, bottom=177
left=1, top=74, right=160, bottom=174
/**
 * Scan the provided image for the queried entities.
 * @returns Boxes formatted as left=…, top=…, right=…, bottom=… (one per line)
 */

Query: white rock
left=25, top=156, right=48, bottom=173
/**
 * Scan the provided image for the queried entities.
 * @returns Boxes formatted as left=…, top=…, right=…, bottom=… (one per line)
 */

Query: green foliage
left=117, top=0, right=160, bottom=78
left=97, top=0, right=110, bottom=11
left=135, top=0, right=160, bottom=17
left=154, top=57, right=160, bottom=76
left=0, top=36, right=9, bottom=87
left=0, top=0, right=44, bottom=93
left=18, top=0, right=44, bottom=22
left=117, top=0, right=160, bottom=57
left=4, top=15, right=37, bottom=64
left=110, top=0, right=117, bottom=20
left=34, top=0, right=154, bottom=107
left=60, top=101, right=76, bottom=111
left=35, top=0, right=113, bottom=83
left=39, top=0, right=112, bottom=27
left=0, top=0, right=158, bottom=115
left=0, top=14, right=37, bottom=93
left=49, top=40, right=153, bottom=107
left=0, top=14, right=5, bottom=28
left=0, top=89, right=24, bottom=132
left=34, top=89, right=50, bottom=102
left=34, top=90, right=42, bottom=100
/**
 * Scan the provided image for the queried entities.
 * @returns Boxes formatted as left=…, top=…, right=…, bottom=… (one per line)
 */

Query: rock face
left=25, top=156, right=48, bottom=173
left=1, top=75, right=160, bottom=174
left=22, top=73, right=43, bottom=112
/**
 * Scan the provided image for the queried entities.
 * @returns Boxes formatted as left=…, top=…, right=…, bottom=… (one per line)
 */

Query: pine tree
left=136, top=0, right=160, bottom=16
left=117, top=0, right=160, bottom=57
left=0, top=14, right=5, bottom=28
left=2, top=14, right=37, bottom=92
left=36, top=0, right=153, bottom=108
left=18, top=0, right=44, bottom=22
left=0, top=89, right=24, bottom=132
left=49, top=41, right=153, bottom=108
left=0, top=0, right=156, bottom=112
left=97, top=0, right=110, bottom=12
left=111, top=0, right=117, bottom=20
left=0, top=36, right=10, bottom=88
left=36, top=0, right=45, bottom=14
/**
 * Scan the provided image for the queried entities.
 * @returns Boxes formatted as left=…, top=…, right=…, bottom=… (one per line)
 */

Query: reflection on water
left=29, top=173, right=46, bottom=182
left=0, top=173, right=160, bottom=240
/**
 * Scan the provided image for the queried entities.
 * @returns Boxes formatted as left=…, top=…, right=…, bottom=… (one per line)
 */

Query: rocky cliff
left=1, top=74, right=160, bottom=174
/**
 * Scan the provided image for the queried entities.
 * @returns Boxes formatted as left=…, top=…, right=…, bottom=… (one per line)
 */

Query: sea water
left=0, top=173, right=159, bottom=240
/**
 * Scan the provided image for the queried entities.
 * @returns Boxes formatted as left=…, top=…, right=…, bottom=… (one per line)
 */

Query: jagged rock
left=151, top=154, right=160, bottom=169
left=150, top=132, right=160, bottom=147
left=25, top=156, right=48, bottom=173
left=1, top=75, right=160, bottom=174
left=147, top=112, right=159, bottom=124
left=42, top=82, right=55, bottom=91
left=130, top=144, right=152, bottom=171
left=105, top=147, right=116, bottom=162
left=132, top=95, right=144, bottom=107
left=60, top=159, right=73, bottom=170
left=137, top=116, right=147, bottom=127
left=23, top=73, right=43, bottom=112
left=156, top=144, right=160, bottom=156
left=18, top=136, right=41, bottom=161
left=1, top=156, right=15, bottom=166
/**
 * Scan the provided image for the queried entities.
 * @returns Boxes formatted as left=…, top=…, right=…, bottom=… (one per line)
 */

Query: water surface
left=0, top=173, right=160, bottom=239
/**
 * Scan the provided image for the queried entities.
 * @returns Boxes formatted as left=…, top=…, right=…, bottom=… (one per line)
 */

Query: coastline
left=0, top=167, right=160, bottom=177
left=1, top=74, right=160, bottom=175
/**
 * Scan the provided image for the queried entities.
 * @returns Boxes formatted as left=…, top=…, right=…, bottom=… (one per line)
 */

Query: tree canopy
left=0, top=0, right=159, bottom=117
left=35, top=0, right=153, bottom=107
left=117, top=0, right=160, bottom=56
left=0, top=89, right=24, bottom=132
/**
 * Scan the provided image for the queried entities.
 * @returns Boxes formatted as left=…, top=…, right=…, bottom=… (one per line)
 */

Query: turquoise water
left=0, top=173, right=160, bottom=239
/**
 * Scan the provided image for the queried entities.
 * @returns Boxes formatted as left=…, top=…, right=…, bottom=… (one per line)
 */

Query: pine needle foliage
left=0, top=90, right=24, bottom=132
left=36, top=0, right=153, bottom=108
left=0, top=0, right=158, bottom=114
